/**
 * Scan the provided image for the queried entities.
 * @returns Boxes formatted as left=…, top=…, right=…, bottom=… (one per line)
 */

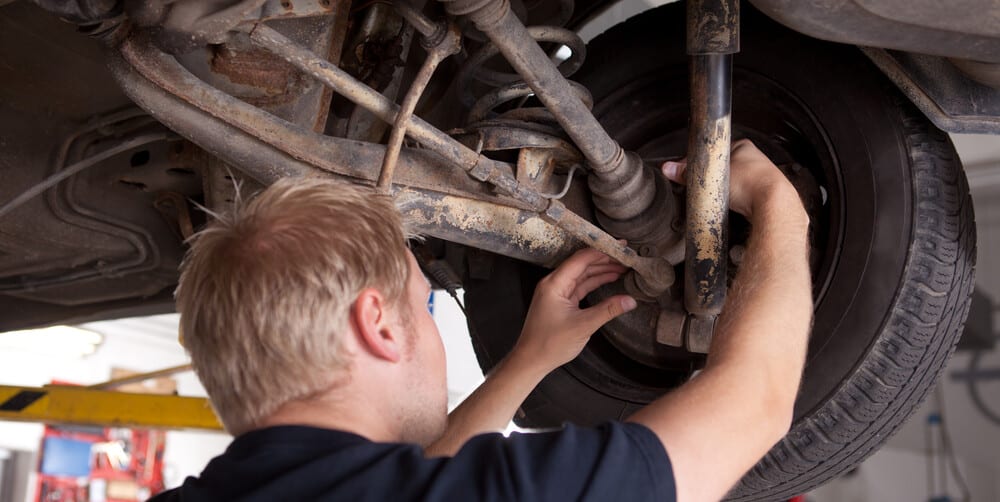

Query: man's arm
left=425, top=249, right=638, bottom=457
left=629, top=140, right=813, bottom=502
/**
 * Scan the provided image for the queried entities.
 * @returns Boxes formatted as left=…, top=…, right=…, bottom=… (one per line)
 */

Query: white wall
left=810, top=446, right=996, bottom=502
left=577, top=0, right=675, bottom=42
left=431, top=290, right=485, bottom=408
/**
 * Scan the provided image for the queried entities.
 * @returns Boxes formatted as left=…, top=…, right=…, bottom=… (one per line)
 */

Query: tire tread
left=729, top=95, right=976, bottom=500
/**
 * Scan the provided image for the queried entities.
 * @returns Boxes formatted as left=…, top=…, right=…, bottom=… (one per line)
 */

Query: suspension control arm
left=113, top=23, right=666, bottom=288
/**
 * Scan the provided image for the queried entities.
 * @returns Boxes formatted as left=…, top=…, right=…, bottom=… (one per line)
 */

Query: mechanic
left=152, top=140, right=812, bottom=502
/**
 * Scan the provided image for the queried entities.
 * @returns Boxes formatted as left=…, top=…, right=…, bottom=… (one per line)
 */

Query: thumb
left=581, top=295, right=638, bottom=332
left=662, top=160, right=687, bottom=184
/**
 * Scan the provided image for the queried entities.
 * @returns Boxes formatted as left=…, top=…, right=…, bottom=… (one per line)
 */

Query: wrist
left=751, top=183, right=809, bottom=232
left=503, top=345, right=555, bottom=382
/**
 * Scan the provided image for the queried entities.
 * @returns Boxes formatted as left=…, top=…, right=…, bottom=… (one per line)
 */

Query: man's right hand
left=662, top=139, right=807, bottom=224
left=627, top=139, right=812, bottom=502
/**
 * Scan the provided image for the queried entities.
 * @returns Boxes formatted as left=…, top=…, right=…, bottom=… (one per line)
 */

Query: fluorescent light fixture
left=0, top=325, right=103, bottom=358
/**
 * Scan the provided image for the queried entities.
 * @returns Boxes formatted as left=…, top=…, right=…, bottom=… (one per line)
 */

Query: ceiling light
left=0, top=325, right=103, bottom=358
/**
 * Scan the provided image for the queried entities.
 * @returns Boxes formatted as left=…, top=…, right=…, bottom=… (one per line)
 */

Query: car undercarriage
left=0, top=0, right=994, bottom=498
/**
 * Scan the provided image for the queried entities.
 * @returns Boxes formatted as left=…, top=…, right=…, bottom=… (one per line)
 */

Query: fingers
left=571, top=271, right=624, bottom=303
left=577, top=262, right=627, bottom=281
left=569, top=261, right=626, bottom=301
left=662, top=141, right=758, bottom=184
left=662, top=160, right=687, bottom=184
left=580, top=295, right=638, bottom=332
left=548, top=247, right=617, bottom=286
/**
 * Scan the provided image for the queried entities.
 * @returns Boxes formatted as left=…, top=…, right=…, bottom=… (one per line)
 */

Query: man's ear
left=350, top=288, right=402, bottom=363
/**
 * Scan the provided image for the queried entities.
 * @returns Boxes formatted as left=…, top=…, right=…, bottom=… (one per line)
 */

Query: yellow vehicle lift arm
left=0, top=384, right=223, bottom=431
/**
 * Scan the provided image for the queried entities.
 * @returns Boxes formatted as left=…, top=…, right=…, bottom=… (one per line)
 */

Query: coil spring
left=458, top=25, right=592, bottom=127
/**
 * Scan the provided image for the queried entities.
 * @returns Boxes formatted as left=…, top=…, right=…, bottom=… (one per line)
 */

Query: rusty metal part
left=210, top=44, right=308, bottom=106
left=687, top=0, right=740, bottom=55
left=543, top=201, right=674, bottom=292
left=439, top=0, right=626, bottom=174
left=680, top=0, right=738, bottom=352
left=124, top=0, right=340, bottom=52
left=396, top=188, right=578, bottom=267
left=109, top=50, right=314, bottom=184
left=110, top=45, right=579, bottom=269
left=248, top=14, right=674, bottom=292
left=684, top=54, right=732, bottom=318
left=126, top=0, right=268, bottom=52
left=441, top=0, right=677, bottom=296
left=245, top=25, right=538, bottom=196
left=458, top=25, right=587, bottom=108
left=468, top=81, right=593, bottom=125
left=187, top=6, right=347, bottom=139
left=540, top=164, right=580, bottom=200
left=241, top=9, right=675, bottom=294
left=336, top=2, right=414, bottom=142
left=655, top=308, right=686, bottom=347
left=452, top=124, right=582, bottom=195
left=257, top=0, right=340, bottom=21
left=685, top=314, right=716, bottom=354
left=114, top=35, right=500, bottom=198
left=110, top=29, right=668, bottom=284
left=392, top=1, right=442, bottom=39
left=378, top=22, right=462, bottom=192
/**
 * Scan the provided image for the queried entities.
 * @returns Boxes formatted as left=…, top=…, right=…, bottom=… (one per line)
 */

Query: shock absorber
left=682, top=0, right=739, bottom=352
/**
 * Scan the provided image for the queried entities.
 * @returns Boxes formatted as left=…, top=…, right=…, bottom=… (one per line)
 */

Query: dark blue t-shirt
left=151, top=421, right=675, bottom=501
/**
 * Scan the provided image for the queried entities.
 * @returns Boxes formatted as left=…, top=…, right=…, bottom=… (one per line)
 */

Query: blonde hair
left=175, top=177, right=411, bottom=434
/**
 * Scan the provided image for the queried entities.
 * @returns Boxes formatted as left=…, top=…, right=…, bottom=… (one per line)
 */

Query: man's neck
left=257, top=386, right=400, bottom=443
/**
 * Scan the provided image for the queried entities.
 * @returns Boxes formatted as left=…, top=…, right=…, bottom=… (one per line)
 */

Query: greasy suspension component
left=438, top=0, right=675, bottom=297
left=675, top=0, right=740, bottom=353
left=245, top=21, right=671, bottom=289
